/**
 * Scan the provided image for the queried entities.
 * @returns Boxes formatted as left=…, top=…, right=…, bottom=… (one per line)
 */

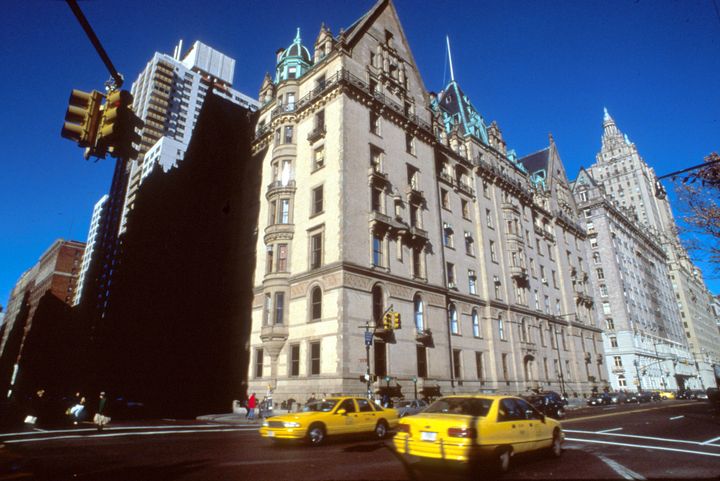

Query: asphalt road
left=1, top=400, right=718, bottom=480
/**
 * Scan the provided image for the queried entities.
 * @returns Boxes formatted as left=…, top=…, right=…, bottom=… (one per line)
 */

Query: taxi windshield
left=302, top=400, right=338, bottom=412
left=425, top=397, right=492, bottom=417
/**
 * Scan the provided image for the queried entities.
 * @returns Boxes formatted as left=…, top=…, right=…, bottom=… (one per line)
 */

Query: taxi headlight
left=262, top=420, right=269, bottom=427
left=283, top=422, right=301, bottom=428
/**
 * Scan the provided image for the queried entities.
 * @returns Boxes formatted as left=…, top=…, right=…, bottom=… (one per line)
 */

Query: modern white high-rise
left=73, top=194, right=109, bottom=306
left=120, top=40, right=260, bottom=233
left=584, top=109, right=719, bottom=390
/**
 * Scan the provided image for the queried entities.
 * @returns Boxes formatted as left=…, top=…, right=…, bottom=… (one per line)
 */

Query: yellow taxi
left=393, top=394, right=563, bottom=474
left=260, top=396, right=399, bottom=446
left=658, top=390, right=676, bottom=400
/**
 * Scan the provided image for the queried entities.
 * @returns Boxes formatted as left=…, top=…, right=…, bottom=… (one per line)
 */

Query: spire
left=602, top=107, right=620, bottom=138
left=294, top=28, right=302, bottom=44
left=446, top=36, right=456, bottom=82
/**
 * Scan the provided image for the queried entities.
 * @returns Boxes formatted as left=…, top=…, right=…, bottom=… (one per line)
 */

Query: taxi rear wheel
left=496, top=447, right=511, bottom=473
left=307, top=424, right=326, bottom=446
left=374, top=420, right=388, bottom=439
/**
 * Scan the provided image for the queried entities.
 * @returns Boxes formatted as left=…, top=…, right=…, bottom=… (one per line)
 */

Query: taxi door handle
left=512, top=424, right=516, bottom=428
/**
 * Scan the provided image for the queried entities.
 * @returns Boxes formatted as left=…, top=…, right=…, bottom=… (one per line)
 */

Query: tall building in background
left=573, top=169, right=696, bottom=391
left=0, top=240, right=85, bottom=396
left=121, top=40, right=260, bottom=233
left=74, top=40, right=258, bottom=317
left=584, top=109, right=719, bottom=389
left=73, top=194, right=108, bottom=306
left=247, top=0, right=605, bottom=405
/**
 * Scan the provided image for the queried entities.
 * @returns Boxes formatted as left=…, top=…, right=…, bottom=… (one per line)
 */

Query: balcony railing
left=307, top=125, right=326, bottom=143
left=457, top=182, right=475, bottom=197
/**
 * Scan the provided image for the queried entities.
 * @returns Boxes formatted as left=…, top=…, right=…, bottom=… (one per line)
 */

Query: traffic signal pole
left=360, top=305, right=394, bottom=399
left=65, top=0, right=123, bottom=89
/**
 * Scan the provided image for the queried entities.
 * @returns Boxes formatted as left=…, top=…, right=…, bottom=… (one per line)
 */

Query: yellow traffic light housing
left=96, top=89, right=143, bottom=159
left=383, top=312, right=392, bottom=330
left=392, top=312, right=401, bottom=330
left=61, top=89, right=103, bottom=158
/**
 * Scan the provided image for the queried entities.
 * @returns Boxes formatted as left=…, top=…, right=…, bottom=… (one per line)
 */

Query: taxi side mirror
left=336, top=408, right=347, bottom=416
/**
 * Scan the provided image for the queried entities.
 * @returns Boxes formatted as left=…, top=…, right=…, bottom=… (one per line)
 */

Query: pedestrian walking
left=247, top=392, right=257, bottom=421
left=94, top=391, right=110, bottom=431
left=69, top=396, right=87, bottom=425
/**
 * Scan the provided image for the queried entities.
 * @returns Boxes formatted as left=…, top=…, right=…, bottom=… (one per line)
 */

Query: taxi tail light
left=447, top=427, right=476, bottom=439
left=396, top=423, right=411, bottom=435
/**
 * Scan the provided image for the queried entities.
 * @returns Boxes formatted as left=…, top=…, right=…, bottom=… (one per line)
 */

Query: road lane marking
left=566, top=437, right=720, bottom=457
left=702, top=436, right=720, bottom=445
left=565, top=430, right=713, bottom=447
left=597, top=454, right=646, bottom=480
left=563, top=402, right=697, bottom=423
left=0, top=424, right=246, bottom=438
left=669, top=416, right=684, bottom=420
left=4, top=427, right=256, bottom=444
left=598, top=428, right=623, bottom=433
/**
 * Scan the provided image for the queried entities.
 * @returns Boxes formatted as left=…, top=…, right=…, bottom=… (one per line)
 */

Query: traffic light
left=61, top=89, right=103, bottom=159
left=96, top=89, right=143, bottom=159
left=383, top=312, right=392, bottom=330
left=392, top=311, right=401, bottom=329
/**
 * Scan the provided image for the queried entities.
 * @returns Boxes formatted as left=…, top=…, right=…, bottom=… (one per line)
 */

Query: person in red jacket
left=247, top=393, right=257, bottom=421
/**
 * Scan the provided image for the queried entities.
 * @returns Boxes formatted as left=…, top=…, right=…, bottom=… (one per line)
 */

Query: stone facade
left=247, top=0, right=605, bottom=404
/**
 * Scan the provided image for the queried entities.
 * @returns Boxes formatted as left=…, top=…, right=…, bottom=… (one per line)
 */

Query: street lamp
left=634, top=359, right=643, bottom=393
left=652, top=340, right=667, bottom=391
left=552, top=313, right=575, bottom=397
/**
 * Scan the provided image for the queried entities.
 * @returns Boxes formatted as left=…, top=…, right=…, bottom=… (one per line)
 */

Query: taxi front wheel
left=374, top=420, right=389, bottom=439
left=548, top=429, right=562, bottom=458
left=307, top=424, right=326, bottom=446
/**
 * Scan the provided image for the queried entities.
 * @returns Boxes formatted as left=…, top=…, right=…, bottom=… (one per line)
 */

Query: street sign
left=364, top=331, right=373, bottom=346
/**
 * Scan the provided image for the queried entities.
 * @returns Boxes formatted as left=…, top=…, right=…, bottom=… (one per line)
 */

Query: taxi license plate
left=420, top=431, right=437, bottom=442
left=267, top=430, right=275, bottom=437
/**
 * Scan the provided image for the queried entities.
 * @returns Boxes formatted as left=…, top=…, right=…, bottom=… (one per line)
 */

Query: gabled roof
left=518, top=148, right=550, bottom=175
left=435, top=80, right=489, bottom=144
left=341, top=0, right=428, bottom=96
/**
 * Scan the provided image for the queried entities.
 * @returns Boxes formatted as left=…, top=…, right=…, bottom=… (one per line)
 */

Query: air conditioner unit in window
left=541, top=278, right=547, bottom=284
left=448, top=282, right=456, bottom=289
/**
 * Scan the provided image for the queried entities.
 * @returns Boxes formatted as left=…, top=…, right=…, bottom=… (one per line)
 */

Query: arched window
left=372, top=284, right=384, bottom=324
left=472, top=309, right=480, bottom=337
left=414, top=294, right=424, bottom=332
left=310, top=286, right=322, bottom=321
left=449, top=304, right=458, bottom=335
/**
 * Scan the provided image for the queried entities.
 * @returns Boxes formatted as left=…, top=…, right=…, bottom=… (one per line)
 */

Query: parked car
left=676, top=389, right=694, bottom=400
left=609, top=392, right=628, bottom=404
left=587, top=393, right=612, bottom=406
left=657, top=390, right=676, bottom=400
left=706, top=388, right=719, bottom=407
left=393, top=394, right=563, bottom=475
left=693, top=390, right=708, bottom=400
left=524, top=391, right=567, bottom=419
left=259, top=396, right=399, bottom=446
left=395, top=399, right=428, bottom=417
left=649, top=392, right=663, bottom=402
left=626, top=392, right=652, bottom=403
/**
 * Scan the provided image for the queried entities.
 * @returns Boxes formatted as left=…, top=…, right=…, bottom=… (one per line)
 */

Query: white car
left=394, top=399, right=428, bottom=417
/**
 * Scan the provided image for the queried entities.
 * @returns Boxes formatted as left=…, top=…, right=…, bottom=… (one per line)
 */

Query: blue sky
left=1, top=0, right=719, bottom=307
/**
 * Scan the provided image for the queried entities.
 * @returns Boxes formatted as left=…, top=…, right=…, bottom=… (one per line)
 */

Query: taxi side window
left=498, top=399, right=523, bottom=421
left=339, top=399, right=356, bottom=413
left=515, top=398, right=541, bottom=420
left=357, top=399, right=374, bottom=412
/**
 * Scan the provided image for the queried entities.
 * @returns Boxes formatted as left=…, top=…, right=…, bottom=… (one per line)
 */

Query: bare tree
left=673, top=152, right=720, bottom=272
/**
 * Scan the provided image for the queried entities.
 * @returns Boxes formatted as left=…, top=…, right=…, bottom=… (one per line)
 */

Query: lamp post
left=652, top=340, right=667, bottom=391
left=634, top=359, right=643, bottom=392
left=552, top=314, right=576, bottom=397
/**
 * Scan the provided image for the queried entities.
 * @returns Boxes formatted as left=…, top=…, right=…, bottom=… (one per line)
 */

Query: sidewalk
left=197, top=409, right=291, bottom=425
